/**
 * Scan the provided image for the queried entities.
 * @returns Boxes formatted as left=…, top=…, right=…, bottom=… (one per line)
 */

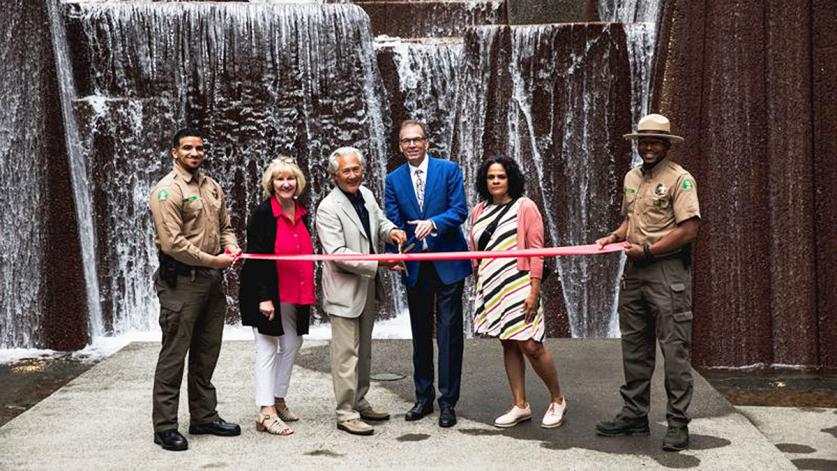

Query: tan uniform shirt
left=149, top=163, right=239, bottom=267
left=622, top=157, right=700, bottom=245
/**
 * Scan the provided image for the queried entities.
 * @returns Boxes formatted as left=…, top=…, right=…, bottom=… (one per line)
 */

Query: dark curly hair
left=475, top=155, right=525, bottom=202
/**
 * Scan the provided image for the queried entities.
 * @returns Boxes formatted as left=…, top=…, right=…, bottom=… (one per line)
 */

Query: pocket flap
left=673, top=311, right=693, bottom=322
left=670, top=282, right=686, bottom=292
left=160, top=298, right=184, bottom=312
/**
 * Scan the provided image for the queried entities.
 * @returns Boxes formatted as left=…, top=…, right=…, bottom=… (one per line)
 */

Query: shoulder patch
left=680, top=179, right=695, bottom=191
left=157, top=189, right=169, bottom=201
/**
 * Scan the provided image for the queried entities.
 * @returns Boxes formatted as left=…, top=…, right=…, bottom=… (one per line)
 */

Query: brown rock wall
left=813, top=0, right=837, bottom=368
left=655, top=0, right=825, bottom=367
left=764, top=0, right=817, bottom=366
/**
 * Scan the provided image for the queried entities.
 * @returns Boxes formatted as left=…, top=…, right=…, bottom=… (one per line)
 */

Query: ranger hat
left=623, top=113, right=684, bottom=143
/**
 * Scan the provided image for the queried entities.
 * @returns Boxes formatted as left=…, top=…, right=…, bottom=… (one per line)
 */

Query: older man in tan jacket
left=316, top=146, right=407, bottom=435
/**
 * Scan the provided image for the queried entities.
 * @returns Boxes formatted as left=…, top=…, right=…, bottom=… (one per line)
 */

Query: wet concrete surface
left=0, top=355, right=96, bottom=427
left=700, top=369, right=837, bottom=408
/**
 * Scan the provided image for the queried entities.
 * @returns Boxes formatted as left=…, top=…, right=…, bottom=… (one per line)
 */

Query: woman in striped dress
left=469, top=155, right=566, bottom=429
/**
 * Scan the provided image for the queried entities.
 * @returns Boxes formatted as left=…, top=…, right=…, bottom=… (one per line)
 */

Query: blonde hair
left=261, top=156, right=306, bottom=198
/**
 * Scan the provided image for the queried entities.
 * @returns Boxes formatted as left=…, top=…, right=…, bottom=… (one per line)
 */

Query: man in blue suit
left=385, top=120, right=472, bottom=428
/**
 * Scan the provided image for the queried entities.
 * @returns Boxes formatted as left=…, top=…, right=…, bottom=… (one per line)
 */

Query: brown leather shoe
left=359, top=408, right=390, bottom=421
left=337, top=418, right=375, bottom=435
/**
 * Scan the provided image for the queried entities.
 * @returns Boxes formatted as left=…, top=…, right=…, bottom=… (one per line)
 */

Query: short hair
left=475, top=155, right=526, bottom=202
left=399, top=119, right=428, bottom=139
left=171, top=127, right=204, bottom=149
left=327, top=146, right=365, bottom=176
left=261, top=156, right=306, bottom=198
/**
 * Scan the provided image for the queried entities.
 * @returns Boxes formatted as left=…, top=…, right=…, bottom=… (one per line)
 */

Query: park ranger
left=148, top=128, right=242, bottom=451
left=594, top=114, right=700, bottom=452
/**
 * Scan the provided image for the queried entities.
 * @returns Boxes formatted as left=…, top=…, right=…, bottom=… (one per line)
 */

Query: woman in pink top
left=469, top=156, right=566, bottom=430
left=239, top=157, right=314, bottom=436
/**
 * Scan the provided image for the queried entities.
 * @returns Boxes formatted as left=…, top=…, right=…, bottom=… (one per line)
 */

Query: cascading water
left=53, top=1, right=396, bottom=337
left=508, top=26, right=624, bottom=337
left=378, top=38, right=464, bottom=160
left=375, top=36, right=465, bottom=326
left=48, top=0, right=105, bottom=340
left=598, top=0, right=664, bottom=164
left=452, top=24, right=632, bottom=337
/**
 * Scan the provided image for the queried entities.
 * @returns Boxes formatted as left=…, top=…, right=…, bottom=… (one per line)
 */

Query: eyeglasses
left=399, top=137, right=426, bottom=145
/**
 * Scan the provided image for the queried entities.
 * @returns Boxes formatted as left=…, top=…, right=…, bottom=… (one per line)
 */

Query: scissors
left=397, top=238, right=416, bottom=276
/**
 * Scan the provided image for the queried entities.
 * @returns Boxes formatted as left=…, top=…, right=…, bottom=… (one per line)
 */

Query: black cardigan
left=238, top=198, right=311, bottom=336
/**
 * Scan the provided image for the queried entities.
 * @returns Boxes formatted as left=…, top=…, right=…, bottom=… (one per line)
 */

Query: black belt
left=159, top=252, right=213, bottom=275
left=630, top=246, right=691, bottom=267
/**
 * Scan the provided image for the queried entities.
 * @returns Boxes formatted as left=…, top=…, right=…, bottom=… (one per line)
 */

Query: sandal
left=256, top=413, right=293, bottom=435
left=275, top=399, right=300, bottom=422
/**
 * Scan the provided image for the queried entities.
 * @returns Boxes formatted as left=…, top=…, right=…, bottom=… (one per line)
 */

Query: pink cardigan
left=469, top=197, right=545, bottom=280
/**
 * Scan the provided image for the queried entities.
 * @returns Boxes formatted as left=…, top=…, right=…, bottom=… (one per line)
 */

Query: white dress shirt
left=408, top=155, right=434, bottom=249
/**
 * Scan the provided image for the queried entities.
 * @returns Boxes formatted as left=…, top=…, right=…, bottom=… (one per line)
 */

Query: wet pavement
left=0, top=339, right=808, bottom=470
left=0, top=355, right=96, bottom=427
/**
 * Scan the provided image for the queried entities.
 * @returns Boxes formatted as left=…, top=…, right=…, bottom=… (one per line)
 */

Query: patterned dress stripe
left=471, top=199, right=545, bottom=342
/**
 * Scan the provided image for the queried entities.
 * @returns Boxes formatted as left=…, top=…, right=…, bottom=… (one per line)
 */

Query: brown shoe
left=359, top=408, right=390, bottom=421
left=337, top=418, right=374, bottom=435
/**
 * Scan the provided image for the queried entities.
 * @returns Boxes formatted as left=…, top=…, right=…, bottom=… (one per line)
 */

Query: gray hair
left=327, top=146, right=365, bottom=176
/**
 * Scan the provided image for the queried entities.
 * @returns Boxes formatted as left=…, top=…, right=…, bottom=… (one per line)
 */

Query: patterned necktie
left=415, top=169, right=424, bottom=210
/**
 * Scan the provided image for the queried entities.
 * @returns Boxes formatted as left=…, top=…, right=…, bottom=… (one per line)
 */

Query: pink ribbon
left=237, top=243, right=623, bottom=262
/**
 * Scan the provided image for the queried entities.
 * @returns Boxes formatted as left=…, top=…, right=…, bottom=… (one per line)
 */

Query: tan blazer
left=316, top=185, right=397, bottom=318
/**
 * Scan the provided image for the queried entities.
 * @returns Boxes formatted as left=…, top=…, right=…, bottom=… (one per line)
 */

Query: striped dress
left=471, top=199, right=545, bottom=341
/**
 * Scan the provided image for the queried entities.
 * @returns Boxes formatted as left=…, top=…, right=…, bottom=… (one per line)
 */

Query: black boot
left=153, top=430, right=188, bottom=451
left=662, top=424, right=689, bottom=451
left=595, top=416, right=650, bottom=436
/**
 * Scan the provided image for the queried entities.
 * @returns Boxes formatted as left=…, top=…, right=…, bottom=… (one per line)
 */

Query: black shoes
left=662, top=425, right=689, bottom=451
left=405, top=402, right=434, bottom=421
left=595, top=416, right=650, bottom=436
left=154, top=430, right=188, bottom=451
left=439, top=406, right=457, bottom=428
left=189, top=418, right=242, bottom=436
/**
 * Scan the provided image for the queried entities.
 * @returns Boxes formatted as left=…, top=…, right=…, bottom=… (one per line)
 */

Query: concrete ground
left=0, top=339, right=825, bottom=470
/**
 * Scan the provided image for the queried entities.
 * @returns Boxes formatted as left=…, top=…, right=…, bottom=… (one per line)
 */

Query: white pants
left=253, top=303, right=303, bottom=407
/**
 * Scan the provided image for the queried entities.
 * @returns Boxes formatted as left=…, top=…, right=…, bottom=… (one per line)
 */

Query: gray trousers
left=617, top=256, right=694, bottom=427
left=152, top=269, right=226, bottom=432
left=329, top=282, right=376, bottom=423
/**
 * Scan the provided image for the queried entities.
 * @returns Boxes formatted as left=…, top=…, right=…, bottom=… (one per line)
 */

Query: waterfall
left=48, top=0, right=105, bottom=340
left=379, top=38, right=464, bottom=160
left=54, top=1, right=393, bottom=336
left=598, top=0, right=663, bottom=165
left=453, top=25, right=631, bottom=337
left=509, top=25, right=627, bottom=337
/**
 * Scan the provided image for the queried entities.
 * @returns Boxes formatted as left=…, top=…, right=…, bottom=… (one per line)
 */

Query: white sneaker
left=541, top=398, right=567, bottom=429
left=494, top=404, right=532, bottom=428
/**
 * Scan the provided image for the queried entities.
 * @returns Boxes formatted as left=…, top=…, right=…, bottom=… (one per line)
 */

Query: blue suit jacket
left=385, top=156, right=472, bottom=287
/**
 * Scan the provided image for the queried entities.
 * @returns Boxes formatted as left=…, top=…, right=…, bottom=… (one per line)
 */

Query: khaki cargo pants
left=152, top=268, right=226, bottom=432
left=617, top=256, right=693, bottom=427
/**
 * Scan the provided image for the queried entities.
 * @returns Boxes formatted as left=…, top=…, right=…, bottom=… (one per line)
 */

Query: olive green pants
left=617, top=257, right=694, bottom=427
left=152, top=269, right=226, bottom=432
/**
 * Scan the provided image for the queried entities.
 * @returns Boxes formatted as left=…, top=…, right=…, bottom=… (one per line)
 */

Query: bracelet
left=642, top=243, right=654, bottom=262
